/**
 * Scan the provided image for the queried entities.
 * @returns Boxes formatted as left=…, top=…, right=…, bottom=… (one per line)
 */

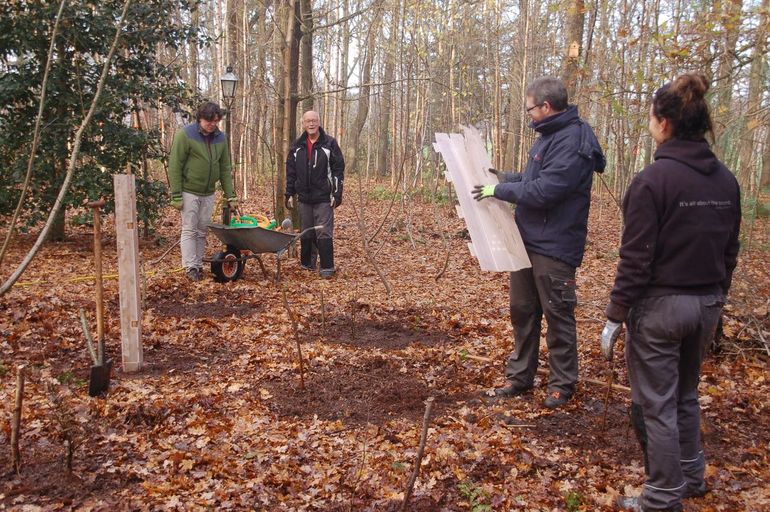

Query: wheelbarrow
left=206, top=223, right=316, bottom=282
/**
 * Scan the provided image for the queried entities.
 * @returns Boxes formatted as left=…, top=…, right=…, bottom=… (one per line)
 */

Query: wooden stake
left=11, top=365, right=26, bottom=474
left=320, top=287, right=326, bottom=336
left=401, top=397, right=434, bottom=511
left=279, top=277, right=305, bottom=389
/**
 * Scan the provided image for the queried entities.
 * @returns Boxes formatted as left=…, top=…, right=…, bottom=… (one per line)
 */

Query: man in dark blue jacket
left=473, top=77, right=605, bottom=408
left=285, top=111, right=344, bottom=278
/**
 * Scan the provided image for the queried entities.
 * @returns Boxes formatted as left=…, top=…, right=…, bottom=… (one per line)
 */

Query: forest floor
left=1, top=187, right=768, bottom=511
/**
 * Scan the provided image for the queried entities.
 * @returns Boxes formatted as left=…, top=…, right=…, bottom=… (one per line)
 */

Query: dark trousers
left=299, top=201, right=335, bottom=270
left=505, top=251, right=578, bottom=395
left=626, top=294, right=722, bottom=511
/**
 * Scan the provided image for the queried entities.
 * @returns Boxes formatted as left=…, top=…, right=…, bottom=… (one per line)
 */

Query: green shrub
left=458, top=481, right=492, bottom=512
left=564, top=491, right=583, bottom=512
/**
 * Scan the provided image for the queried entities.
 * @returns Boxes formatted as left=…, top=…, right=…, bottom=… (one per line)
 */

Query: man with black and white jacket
left=285, top=110, right=345, bottom=278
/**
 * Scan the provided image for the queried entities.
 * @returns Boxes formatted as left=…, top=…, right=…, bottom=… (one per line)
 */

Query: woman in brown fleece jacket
left=601, top=73, right=741, bottom=512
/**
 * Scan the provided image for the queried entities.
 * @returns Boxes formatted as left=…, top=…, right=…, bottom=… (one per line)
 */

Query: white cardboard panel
left=435, top=126, right=531, bottom=272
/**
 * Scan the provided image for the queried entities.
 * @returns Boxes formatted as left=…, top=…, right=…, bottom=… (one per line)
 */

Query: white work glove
left=601, top=320, right=623, bottom=361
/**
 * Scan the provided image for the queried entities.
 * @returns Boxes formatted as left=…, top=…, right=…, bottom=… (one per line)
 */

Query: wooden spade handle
left=89, top=199, right=105, bottom=359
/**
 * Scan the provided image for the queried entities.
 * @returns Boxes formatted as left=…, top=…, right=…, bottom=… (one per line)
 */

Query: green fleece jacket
left=168, top=123, right=234, bottom=198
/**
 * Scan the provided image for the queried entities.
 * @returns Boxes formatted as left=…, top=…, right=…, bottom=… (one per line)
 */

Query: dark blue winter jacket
left=494, top=106, right=605, bottom=267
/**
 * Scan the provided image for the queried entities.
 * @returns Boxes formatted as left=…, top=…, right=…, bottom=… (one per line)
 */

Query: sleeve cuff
left=501, top=172, right=520, bottom=183
left=605, top=302, right=629, bottom=323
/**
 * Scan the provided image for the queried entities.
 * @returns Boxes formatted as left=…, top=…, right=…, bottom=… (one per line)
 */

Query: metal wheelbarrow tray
left=206, top=223, right=300, bottom=282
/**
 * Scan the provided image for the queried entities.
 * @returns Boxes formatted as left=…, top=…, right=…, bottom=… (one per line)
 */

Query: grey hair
left=526, top=77, right=569, bottom=111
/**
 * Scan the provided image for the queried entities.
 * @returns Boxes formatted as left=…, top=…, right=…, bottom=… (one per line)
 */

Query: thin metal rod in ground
left=11, top=365, right=26, bottom=474
left=401, top=397, right=434, bottom=511
left=602, top=363, right=614, bottom=430
left=279, top=276, right=305, bottom=389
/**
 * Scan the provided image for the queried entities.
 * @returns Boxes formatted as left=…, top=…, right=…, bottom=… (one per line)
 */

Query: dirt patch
left=149, top=300, right=261, bottom=320
left=129, top=338, right=235, bottom=376
left=265, top=356, right=472, bottom=425
left=321, top=317, right=455, bottom=350
left=326, top=494, right=443, bottom=512
left=1, top=445, right=129, bottom=509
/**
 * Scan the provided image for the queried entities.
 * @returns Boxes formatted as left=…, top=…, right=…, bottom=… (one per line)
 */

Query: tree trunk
left=289, top=0, right=301, bottom=142
left=335, top=0, right=350, bottom=142
left=377, top=0, right=400, bottom=177
left=190, top=6, right=199, bottom=92
left=738, top=0, right=768, bottom=190
left=560, top=0, right=585, bottom=102
left=762, top=120, right=770, bottom=189
left=276, top=0, right=299, bottom=222
left=713, top=0, right=744, bottom=161
left=49, top=207, right=66, bottom=242
left=299, top=0, right=314, bottom=113
left=347, top=14, right=380, bottom=173
left=226, top=0, right=243, bottom=196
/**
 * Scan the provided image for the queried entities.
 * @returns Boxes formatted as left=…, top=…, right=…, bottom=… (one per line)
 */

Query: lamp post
left=220, top=64, right=238, bottom=149
left=220, top=65, right=238, bottom=223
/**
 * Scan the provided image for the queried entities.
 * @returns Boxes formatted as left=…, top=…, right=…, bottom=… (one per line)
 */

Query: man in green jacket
left=168, top=101, right=237, bottom=281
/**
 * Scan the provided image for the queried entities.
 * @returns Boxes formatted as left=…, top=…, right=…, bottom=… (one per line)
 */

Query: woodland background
left=0, top=0, right=769, bottom=241
left=1, top=0, right=769, bottom=510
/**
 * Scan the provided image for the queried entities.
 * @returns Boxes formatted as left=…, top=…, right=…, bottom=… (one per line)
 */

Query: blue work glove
left=601, top=320, right=623, bottom=361
left=472, top=184, right=496, bottom=201
left=170, top=194, right=183, bottom=211
left=488, top=168, right=501, bottom=176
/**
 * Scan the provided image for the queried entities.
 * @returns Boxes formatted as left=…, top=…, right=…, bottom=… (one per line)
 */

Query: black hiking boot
left=543, top=390, right=572, bottom=409
left=493, top=383, right=533, bottom=398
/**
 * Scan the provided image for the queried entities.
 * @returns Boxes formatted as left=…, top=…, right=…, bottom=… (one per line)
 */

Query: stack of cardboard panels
left=434, top=126, right=531, bottom=272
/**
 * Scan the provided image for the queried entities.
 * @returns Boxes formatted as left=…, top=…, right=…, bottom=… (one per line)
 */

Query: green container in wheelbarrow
left=229, top=214, right=277, bottom=230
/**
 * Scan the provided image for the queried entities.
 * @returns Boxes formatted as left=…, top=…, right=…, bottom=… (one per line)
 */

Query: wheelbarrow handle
left=295, top=225, right=324, bottom=239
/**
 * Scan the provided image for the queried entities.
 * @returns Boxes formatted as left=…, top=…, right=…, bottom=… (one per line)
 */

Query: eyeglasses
left=525, top=103, right=544, bottom=113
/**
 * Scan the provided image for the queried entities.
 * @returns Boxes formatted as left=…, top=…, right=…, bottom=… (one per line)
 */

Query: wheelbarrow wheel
left=211, top=249, right=245, bottom=283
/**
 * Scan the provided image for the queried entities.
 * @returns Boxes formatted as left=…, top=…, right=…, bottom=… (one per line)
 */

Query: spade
left=86, top=199, right=112, bottom=397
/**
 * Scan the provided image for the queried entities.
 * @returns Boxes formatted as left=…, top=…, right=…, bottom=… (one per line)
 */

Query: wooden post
left=113, top=174, right=143, bottom=372
left=88, top=199, right=106, bottom=361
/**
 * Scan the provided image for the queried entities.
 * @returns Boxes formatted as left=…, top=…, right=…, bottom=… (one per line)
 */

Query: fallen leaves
left=1, top=191, right=768, bottom=510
